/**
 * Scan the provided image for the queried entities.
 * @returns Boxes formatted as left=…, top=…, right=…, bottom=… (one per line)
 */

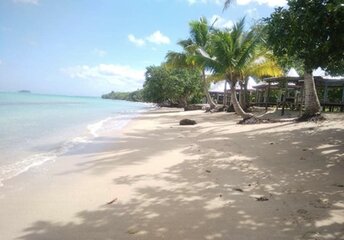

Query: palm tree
left=166, top=17, right=217, bottom=109
left=202, top=18, right=281, bottom=120
left=239, top=48, right=283, bottom=109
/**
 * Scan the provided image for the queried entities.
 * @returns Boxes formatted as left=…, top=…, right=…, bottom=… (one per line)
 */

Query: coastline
left=0, top=109, right=343, bottom=239
left=0, top=102, right=151, bottom=188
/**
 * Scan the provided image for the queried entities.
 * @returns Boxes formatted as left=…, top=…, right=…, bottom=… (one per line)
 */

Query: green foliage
left=265, top=0, right=344, bottom=74
left=166, top=17, right=212, bottom=71
left=101, top=89, right=143, bottom=102
left=128, top=90, right=144, bottom=102
left=317, top=86, right=343, bottom=103
left=206, top=18, right=263, bottom=81
left=142, top=65, right=203, bottom=107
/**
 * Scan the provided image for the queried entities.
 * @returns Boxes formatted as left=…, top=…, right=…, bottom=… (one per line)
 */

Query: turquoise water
left=0, top=92, right=151, bottom=186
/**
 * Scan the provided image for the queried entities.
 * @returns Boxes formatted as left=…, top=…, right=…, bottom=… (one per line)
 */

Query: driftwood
left=184, top=104, right=204, bottom=111
left=205, top=105, right=226, bottom=113
left=106, top=198, right=118, bottom=205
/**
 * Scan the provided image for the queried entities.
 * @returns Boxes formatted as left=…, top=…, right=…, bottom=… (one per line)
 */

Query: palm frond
left=223, top=0, right=233, bottom=12
left=165, top=51, right=190, bottom=68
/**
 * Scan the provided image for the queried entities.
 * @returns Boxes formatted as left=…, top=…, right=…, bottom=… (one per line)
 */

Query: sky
left=0, top=0, right=287, bottom=96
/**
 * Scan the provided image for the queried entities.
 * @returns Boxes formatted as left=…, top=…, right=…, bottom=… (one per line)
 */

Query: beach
left=0, top=109, right=343, bottom=240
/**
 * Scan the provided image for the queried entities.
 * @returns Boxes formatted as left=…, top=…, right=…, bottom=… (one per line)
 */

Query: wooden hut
left=208, top=78, right=256, bottom=105
left=252, top=69, right=344, bottom=115
left=314, top=77, right=344, bottom=112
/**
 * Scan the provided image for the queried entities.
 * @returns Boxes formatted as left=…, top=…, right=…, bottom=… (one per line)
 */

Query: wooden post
left=341, top=87, right=344, bottom=112
left=322, top=84, right=328, bottom=112
left=298, top=84, right=304, bottom=116
left=255, top=89, right=258, bottom=106
left=281, top=80, right=287, bottom=116
left=265, top=82, right=271, bottom=112
left=323, top=84, right=328, bottom=102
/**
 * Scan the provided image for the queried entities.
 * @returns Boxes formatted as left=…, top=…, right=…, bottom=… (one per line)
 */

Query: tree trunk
left=202, top=70, right=216, bottom=109
left=180, top=97, right=188, bottom=109
left=243, top=77, right=249, bottom=110
left=239, top=82, right=244, bottom=108
left=223, top=80, right=228, bottom=107
left=230, top=80, right=253, bottom=119
left=303, top=71, right=321, bottom=117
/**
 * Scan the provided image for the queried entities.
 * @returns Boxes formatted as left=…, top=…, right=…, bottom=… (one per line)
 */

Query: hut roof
left=209, top=77, right=257, bottom=93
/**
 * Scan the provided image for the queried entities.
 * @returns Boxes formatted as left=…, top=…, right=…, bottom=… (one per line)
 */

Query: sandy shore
left=0, top=109, right=343, bottom=240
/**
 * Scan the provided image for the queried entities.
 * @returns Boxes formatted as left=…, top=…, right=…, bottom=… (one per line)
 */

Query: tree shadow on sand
left=18, top=112, right=344, bottom=240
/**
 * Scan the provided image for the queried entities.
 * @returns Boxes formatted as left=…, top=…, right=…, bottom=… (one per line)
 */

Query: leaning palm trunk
left=239, top=80, right=248, bottom=110
left=223, top=80, right=228, bottom=106
left=239, top=82, right=244, bottom=107
left=202, top=70, right=216, bottom=109
left=230, top=80, right=253, bottom=119
left=303, top=71, right=321, bottom=117
left=243, top=77, right=249, bottom=110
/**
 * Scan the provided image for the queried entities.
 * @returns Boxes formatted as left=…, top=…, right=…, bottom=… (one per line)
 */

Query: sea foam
left=0, top=113, right=140, bottom=187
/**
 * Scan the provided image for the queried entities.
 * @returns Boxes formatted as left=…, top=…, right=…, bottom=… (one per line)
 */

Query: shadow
left=18, top=112, right=344, bottom=240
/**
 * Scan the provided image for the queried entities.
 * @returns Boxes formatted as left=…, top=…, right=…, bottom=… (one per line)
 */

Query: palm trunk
left=230, top=80, right=253, bottom=119
left=223, top=80, right=228, bottom=106
left=239, top=82, right=244, bottom=107
left=243, top=77, right=249, bottom=109
left=202, top=70, right=216, bottom=109
left=303, top=71, right=321, bottom=117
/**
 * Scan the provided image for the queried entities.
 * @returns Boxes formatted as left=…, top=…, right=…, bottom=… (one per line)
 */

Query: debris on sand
left=180, top=119, right=197, bottom=125
left=106, top=198, right=118, bottom=205
left=309, top=198, right=331, bottom=208
left=255, top=196, right=269, bottom=201
left=233, top=188, right=244, bottom=192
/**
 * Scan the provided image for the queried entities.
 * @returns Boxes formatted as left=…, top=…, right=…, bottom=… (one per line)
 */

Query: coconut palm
left=239, top=48, right=283, bottom=109
left=203, top=18, right=282, bottom=120
left=166, top=17, right=217, bottom=109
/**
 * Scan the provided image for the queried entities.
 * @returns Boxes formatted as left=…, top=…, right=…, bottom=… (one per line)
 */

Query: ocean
left=0, top=92, right=151, bottom=186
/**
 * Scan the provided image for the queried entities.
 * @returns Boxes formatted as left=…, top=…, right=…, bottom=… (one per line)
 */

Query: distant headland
left=18, top=90, right=31, bottom=93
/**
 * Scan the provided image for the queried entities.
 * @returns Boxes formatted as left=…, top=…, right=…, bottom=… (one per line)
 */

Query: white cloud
left=93, top=48, right=107, bottom=57
left=61, top=64, right=145, bottom=91
left=146, top=31, right=170, bottom=45
left=128, top=31, right=170, bottom=46
left=236, top=0, right=287, bottom=7
left=128, top=34, right=145, bottom=47
left=13, top=0, right=39, bottom=5
left=245, top=8, right=259, bottom=18
left=209, top=15, right=233, bottom=29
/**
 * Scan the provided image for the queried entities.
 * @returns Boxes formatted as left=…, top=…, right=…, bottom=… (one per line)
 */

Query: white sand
left=0, top=109, right=343, bottom=240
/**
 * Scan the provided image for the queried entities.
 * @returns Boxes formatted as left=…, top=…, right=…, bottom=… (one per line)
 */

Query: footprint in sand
left=296, top=209, right=312, bottom=222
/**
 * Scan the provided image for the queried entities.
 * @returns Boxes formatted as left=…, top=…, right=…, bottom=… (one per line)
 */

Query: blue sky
left=0, top=0, right=287, bottom=96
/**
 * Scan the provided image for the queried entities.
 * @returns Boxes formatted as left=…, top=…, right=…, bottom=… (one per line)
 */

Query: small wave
left=87, top=117, right=113, bottom=137
left=0, top=111, right=145, bottom=187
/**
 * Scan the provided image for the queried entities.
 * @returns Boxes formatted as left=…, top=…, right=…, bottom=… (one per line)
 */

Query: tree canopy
left=166, top=17, right=217, bottom=109
left=264, top=0, right=344, bottom=75
left=143, top=65, right=203, bottom=107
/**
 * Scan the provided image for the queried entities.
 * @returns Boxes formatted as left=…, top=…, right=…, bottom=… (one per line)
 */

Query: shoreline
left=0, top=107, right=151, bottom=188
left=0, top=109, right=343, bottom=239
